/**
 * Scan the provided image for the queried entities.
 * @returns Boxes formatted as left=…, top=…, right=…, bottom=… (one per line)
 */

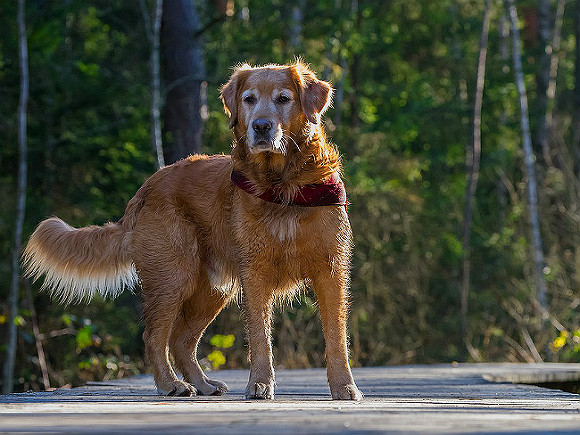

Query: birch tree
left=140, top=0, right=165, bottom=170
left=461, top=0, right=492, bottom=360
left=3, top=0, right=29, bottom=394
left=289, top=0, right=306, bottom=50
left=536, top=0, right=551, bottom=160
left=537, top=0, right=566, bottom=165
left=505, top=0, right=548, bottom=327
left=572, top=1, right=580, bottom=176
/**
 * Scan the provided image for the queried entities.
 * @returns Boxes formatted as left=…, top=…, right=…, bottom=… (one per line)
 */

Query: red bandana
left=231, top=170, right=347, bottom=207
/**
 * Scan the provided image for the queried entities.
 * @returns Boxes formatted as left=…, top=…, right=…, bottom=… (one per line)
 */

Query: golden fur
left=23, top=61, right=362, bottom=400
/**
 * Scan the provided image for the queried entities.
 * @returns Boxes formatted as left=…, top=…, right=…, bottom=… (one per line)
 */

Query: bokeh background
left=2, top=0, right=580, bottom=392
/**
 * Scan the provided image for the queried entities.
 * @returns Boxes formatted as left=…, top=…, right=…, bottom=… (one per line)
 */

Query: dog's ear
left=220, top=64, right=251, bottom=129
left=220, top=74, right=239, bottom=129
left=293, top=61, right=333, bottom=124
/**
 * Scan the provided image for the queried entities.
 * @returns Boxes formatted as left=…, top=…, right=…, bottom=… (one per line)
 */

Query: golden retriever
left=23, top=60, right=362, bottom=400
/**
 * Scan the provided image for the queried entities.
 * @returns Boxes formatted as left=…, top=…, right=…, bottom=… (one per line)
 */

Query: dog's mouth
left=250, top=141, right=284, bottom=154
left=249, top=130, right=284, bottom=154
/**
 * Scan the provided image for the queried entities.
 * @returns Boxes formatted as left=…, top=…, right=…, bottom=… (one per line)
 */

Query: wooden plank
left=1, top=364, right=580, bottom=434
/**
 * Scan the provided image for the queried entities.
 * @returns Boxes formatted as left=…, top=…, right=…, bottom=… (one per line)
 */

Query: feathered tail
left=22, top=217, right=138, bottom=304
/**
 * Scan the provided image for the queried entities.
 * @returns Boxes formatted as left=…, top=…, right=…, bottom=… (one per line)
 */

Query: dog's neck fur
left=231, top=123, right=341, bottom=198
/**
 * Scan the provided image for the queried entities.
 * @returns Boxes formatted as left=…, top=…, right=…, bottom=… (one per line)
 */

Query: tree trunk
left=461, top=0, right=492, bottom=361
left=289, top=0, right=306, bottom=50
left=139, top=0, right=165, bottom=169
left=537, top=0, right=566, bottom=166
left=349, top=0, right=361, bottom=129
left=334, top=56, right=348, bottom=128
left=151, top=0, right=165, bottom=169
left=25, top=281, right=50, bottom=390
left=3, top=0, right=29, bottom=394
left=499, top=4, right=509, bottom=61
left=535, top=0, right=551, bottom=161
left=505, top=0, right=548, bottom=328
left=497, top=1, right=510, bottom=226
left=161, top=0, right=206, bottom=164
left=573, top=1, right=580, bottom=177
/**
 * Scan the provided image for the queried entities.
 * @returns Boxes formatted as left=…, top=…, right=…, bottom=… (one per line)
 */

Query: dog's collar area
left=231, top=170, right=348, bottom=207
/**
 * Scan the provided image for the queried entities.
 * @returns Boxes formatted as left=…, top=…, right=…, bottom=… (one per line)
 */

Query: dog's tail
left=22, top=191, right=146, bottom=304
left=22, top=218, right=137, bottom=304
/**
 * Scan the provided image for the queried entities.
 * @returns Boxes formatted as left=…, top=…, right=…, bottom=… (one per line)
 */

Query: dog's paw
left=331, top=384, right=363, bottom=401
left=245, top=381, right=275, bottom=400
left=163, top=380, right=197, bottom=397
left=207, top=378, right=229, bottom=396
left=195, top=378, right=228, bottom=396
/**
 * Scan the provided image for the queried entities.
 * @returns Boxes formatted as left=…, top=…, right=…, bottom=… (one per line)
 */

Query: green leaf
left=207, top=350, right=226, bottom=369
left=76, top=325, right=93, bottom=350
left=209, top=334, right=235, bottom=349
left=442, top=233, right=463, bottom=258
left=14, top=315, right=26, bottom=327
left=76, top=61, right=100, bottom=77
left=61, top=314, right=74, bottom=327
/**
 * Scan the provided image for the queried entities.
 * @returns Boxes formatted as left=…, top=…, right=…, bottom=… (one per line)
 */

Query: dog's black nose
left=252, top=119, right=272, bottom=134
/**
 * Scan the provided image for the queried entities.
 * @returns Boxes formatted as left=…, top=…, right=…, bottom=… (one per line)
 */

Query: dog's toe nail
left=332, top=384, right=363, bottom=401
left=246, top=382, right=273, bottom=399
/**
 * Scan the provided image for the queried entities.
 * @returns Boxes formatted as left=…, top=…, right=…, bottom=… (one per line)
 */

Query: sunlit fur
left=23, top=218, right=138, bottom=304
left=22, top=61, right=362, bottom=401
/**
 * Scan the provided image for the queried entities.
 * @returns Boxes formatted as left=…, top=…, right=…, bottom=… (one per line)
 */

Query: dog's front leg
left=242, top=277, right=276, bottom=399
left=312, top=271, right=363, bottom=401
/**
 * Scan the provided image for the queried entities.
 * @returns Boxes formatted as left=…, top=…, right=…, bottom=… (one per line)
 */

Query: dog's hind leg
left=169, top=284, right=232, bottom=396
left=141, top=276, right=198, bottom=397
left=133, top=207, right=207, bottom=396
left=137, top=246, right=201, bottom=397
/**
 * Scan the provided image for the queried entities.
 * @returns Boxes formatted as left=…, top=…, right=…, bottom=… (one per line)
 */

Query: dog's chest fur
left=212, top=193, right=330, bottom=293
left=206, top=210, right=308, bottom=296
left=233, top=193, right=313, bottom=248
left=261, top=207, right=301, bottom=243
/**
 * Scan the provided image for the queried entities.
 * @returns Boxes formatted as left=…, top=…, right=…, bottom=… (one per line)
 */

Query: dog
left=23, top=60, right=362, bottom=401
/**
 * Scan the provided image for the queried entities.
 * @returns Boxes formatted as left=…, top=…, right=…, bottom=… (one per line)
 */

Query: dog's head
left=220, top=61, right=333, bottom=154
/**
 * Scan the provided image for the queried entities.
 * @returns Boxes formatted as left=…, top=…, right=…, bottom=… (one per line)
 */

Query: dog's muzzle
left=249, top=118, right=282, bottom=153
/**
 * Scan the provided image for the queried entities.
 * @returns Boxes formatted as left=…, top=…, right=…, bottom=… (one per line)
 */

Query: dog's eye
left=243, top=95, right=256, bottom=104
left=277, top=95, right=291, bottom=104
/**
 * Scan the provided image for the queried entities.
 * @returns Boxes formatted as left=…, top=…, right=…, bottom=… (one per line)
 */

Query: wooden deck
left=1, top=363, right=580, bottom=433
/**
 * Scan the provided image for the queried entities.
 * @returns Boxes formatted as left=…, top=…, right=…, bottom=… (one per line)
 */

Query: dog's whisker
left=284, top=129, right=299, bottom=139
left=279, top=136, right=288, bottom=155
left=282, top=131, right=301, bottom=152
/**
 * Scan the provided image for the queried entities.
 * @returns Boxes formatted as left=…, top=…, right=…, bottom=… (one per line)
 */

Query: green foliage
left=75, top=325, right=93, bottom=350
left=203, top=334, right=235, bottom=370
left=551, top=330, right=580, bottom=361
left=209, top=334, right=235, bottom=349
left=206, top=350, right=226, bottom=369
left=3, top=0, right=580, bottom=392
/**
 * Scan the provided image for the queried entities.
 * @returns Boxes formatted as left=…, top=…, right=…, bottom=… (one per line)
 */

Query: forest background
left=2, top=0, right=580, bottom=393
